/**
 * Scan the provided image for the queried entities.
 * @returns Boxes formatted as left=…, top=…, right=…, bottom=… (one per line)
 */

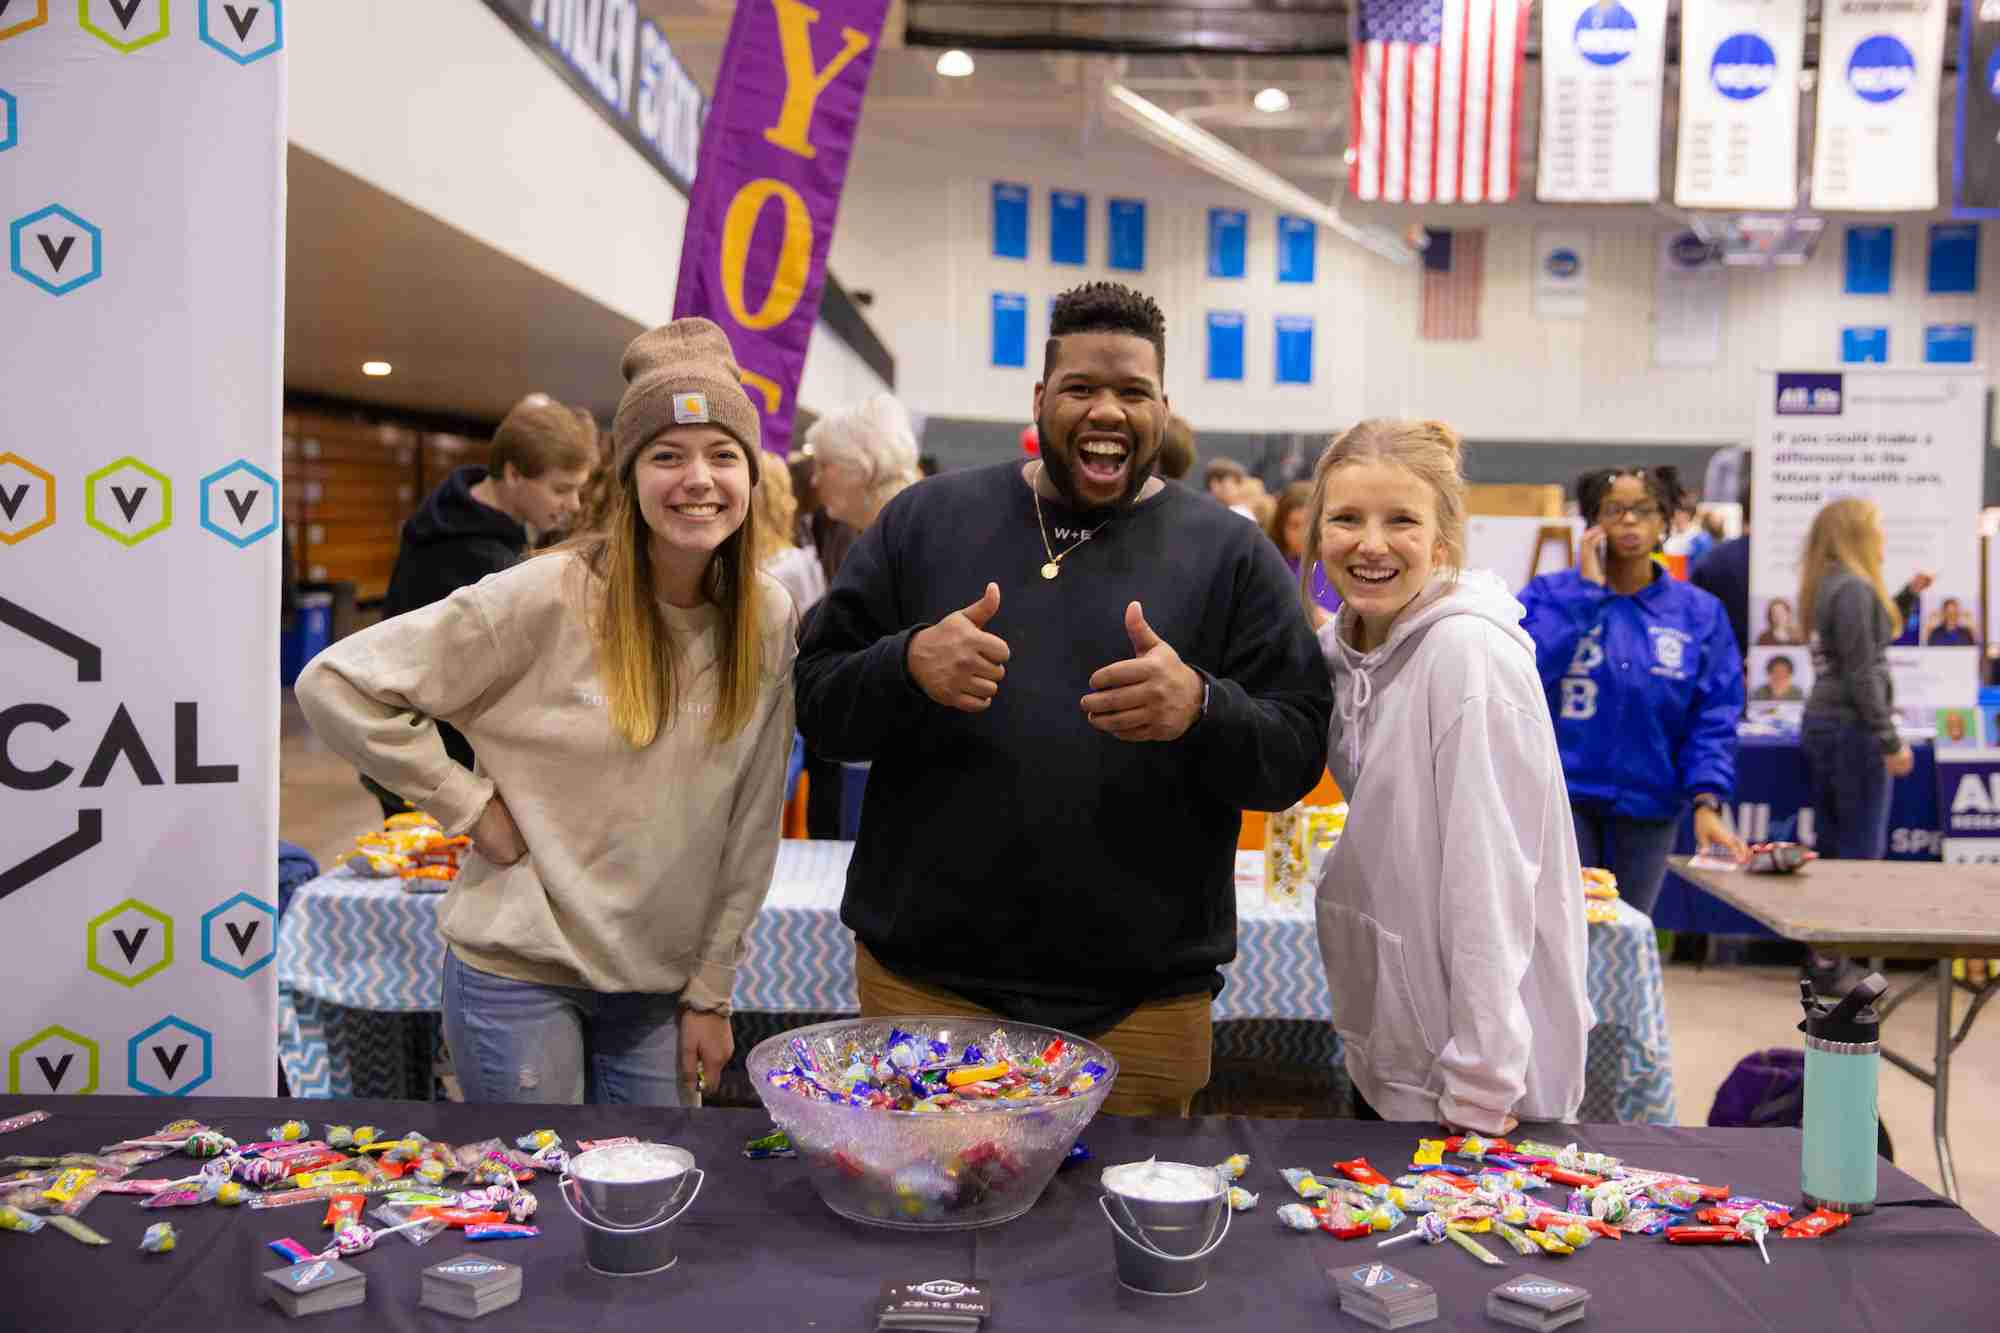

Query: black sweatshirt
left=380, top=466, right=527, bottom=770
left=795, top=462, right=1332, bottom=1034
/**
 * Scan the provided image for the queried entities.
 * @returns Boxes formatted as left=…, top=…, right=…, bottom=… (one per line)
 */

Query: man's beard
left=1036, top=408, right=1157, bottom=513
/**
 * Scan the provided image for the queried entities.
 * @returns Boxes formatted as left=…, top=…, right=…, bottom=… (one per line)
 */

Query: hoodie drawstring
left=1339, top=662, right=1375, bottom=772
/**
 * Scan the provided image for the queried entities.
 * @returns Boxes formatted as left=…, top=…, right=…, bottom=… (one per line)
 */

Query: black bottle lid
left=1797, top=972, right=1887, bottom=1043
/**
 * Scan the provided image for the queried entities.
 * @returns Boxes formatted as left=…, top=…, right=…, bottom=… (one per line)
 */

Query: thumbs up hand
left=908, top=583, right=1011, bottom=712
left=1081, top=602, right=1205, bottom=742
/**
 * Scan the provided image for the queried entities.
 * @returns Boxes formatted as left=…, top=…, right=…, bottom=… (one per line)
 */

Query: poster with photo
left=1751, top=369, right=1986, bottom=717
left=1936, top=708, right=1985, bottom=748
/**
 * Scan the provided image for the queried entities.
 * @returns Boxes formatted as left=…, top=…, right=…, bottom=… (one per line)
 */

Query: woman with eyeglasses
left=1519, top=467, right=1749, bottom=916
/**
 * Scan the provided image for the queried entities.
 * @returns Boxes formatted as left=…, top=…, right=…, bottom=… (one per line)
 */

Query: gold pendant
left=1041, top=561, right=1060, bottom=580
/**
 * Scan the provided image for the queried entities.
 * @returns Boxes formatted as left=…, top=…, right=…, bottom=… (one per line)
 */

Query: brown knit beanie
left=613, top=317, right=762, bottom=483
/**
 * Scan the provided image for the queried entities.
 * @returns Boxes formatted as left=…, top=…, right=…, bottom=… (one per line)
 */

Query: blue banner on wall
left=1841, top=326, right=1890, bottom=363
left=1050, top=190, right=1087, bottom=266
left=1207, top=208, right=1246, bottom=279
left=1108, top=198, right=1147, bottom=272
left=1206, top=311, right=1245, bottom=381
left=1925, top=323, right=1977, bottom=363
left=1275, top=315, right=1314, bottom=385
left=991, top=292, right=1028, bottom=367
left=1843, top=225, right=1895, bottom=294
left=992, top=183, right=1029, bottom=260
left=1278, top=215, right=1316, bottom=284
left=1927, top=222, right=1980, bottom=293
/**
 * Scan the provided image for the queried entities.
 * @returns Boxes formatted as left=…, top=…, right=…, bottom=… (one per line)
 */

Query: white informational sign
left=1534, top=229, right=1591, bottom=319
left=1808, top=0, right=1949, bottom=211
left=1535, top=0, right=1668, bottom=202
left=1673, top=0, right=1807, bottom=209
left=1654, top=230, right=1727, bottom=368
left=1750, top=369, right=1986, bottom=719
left=0, top=8, right=285, bottom=1097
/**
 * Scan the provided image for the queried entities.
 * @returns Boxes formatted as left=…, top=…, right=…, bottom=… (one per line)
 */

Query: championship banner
left=0, top=4, right=285, bottom=1097
left=1535, top=0, right=1668, bottom=202
left=1810, top=0, right=1949, bottom=210
left=1957, top=0, right=2000, bottom=215
left=672, top=0, right=891, bottom=457
left=1749, top=370, right=1985, bottom=720
left=1674, top=0, right=1806, bottom=209
left=1533, top=228, right=1591, bottom=318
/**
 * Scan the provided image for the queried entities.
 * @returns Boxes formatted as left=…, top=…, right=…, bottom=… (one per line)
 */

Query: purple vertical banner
left=671, top=0, right=891, bottom=457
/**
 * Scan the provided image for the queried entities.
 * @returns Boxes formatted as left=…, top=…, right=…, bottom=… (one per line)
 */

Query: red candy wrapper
left=1667, top=1224, right=1752, bottom=1246
left=323, top=1194, right=364, bottom=1231
left=1531, top=1162, right=1605, bottom=1189
left=414, top=1207, right=507, bottom=1229
left=1333, top=1158, right=1390, bottom=1188
left=1699, top=1206, right=1794, bottom=1229
left=1782, top=1208, right=1851, bottom=1239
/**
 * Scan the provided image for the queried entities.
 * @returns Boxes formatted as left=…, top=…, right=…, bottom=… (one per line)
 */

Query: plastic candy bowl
left=748, top=1016, right=1117, bottom=1230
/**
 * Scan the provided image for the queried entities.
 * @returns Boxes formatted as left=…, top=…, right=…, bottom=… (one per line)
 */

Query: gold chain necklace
left=1030, top=463, right=1112, bottom=579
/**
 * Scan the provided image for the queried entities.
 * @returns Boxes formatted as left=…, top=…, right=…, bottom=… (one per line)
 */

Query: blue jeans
left=1801, top=719, right=1892, bottom=860
left=442, top=951, right=685, bottom=1107
left=1570, top=809, right=1680, bottom=917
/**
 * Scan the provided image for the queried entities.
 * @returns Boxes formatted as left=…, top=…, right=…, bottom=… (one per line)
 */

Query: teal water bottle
left=1797, top=973, right=1887, bottom=1215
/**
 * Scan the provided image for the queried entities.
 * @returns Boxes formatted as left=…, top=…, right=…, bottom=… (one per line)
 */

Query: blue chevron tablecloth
left=277, top=844, right=1674, bottom=1123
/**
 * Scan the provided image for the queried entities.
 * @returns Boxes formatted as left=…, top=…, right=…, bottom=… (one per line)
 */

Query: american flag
left=1348, top=0, right=1531, bottom=204
left=1420, top=229, right=1484, bottom=340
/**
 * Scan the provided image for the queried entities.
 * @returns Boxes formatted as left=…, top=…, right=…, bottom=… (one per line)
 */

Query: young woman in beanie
left=299, top=317, right=796, bottom=1105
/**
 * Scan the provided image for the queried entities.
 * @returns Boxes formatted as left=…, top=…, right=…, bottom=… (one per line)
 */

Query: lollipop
left=183, top=1131, right=236, bottom=1159
left=1377, top=1211, right=1449, bottom=1249
left=1736, top=1207, right=1772, bottom=1265
left=507, top=1191, right=538, bottom=1223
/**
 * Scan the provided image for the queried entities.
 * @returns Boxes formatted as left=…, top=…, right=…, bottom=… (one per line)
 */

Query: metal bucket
left=1098, top=1162, right=1231, bottom=1297
left=559, top=1143, right=704, bottom=1278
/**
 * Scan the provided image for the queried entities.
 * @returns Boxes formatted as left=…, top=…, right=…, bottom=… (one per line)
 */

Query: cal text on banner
left=1674, top=0, right=1806, bottom=209
left=1937, top=750, right=2000, bottom=864
left=672, top=0, right=892, bottom=458
left=1811, top=0, right=1949, bottom=210
left=1, top=4, right=286, bottom=1098
left=1957, top=0, right=2000, bottom=216
left=1536, top=0, right=1668, bottom=203
left=1348, top=0, right=1532, bottom=204
left=1749, top=369, right=1985, bottom=718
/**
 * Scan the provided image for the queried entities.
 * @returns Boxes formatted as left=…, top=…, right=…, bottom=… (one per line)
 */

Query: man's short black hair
left=1043, top=282, right=1167, bottom=380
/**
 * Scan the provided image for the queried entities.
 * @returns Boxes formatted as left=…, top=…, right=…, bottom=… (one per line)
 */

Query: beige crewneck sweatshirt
left=296, top=551, right=796, bottom=1012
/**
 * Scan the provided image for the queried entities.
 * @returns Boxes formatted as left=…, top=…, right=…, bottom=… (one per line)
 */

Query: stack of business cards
left=1331, top=1262, right=1438, bottom=1329
left=263, top=1258, right=366, bottom=1318
left=421, top=1254, right=524, bottom=1320
left=876, top=1278, right=992, bottom=1332
left=1487, top=1274, right=1590, bottom=1331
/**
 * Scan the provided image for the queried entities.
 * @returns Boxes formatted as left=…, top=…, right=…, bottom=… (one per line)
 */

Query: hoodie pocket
left=1316, top=902, right=1437, bottom=1088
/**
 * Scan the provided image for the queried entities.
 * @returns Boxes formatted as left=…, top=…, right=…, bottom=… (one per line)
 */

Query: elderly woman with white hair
left=806, top=392, right=922, bottom=533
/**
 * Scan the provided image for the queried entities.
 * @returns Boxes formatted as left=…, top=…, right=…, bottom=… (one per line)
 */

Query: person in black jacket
left=794, top=283, right=1331, bottom=1117
left=359, top=394, right=597, bottom=816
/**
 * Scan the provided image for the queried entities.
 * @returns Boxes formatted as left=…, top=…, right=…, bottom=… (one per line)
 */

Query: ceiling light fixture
left=936, top=49, right=974, bottom=78
left=362, top=361, right=392, bottom=377
left=1253, top=87, right=1291, bottom=114
left=1103, top=84, right=1413, bottom=264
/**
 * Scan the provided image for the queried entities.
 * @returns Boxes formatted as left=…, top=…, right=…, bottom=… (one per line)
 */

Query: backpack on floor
left=1707, top=1047, right=1893, bottom=1162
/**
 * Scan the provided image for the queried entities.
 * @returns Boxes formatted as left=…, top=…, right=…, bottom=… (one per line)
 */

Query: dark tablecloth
left=2, top=1094, right=1994, bottom=1331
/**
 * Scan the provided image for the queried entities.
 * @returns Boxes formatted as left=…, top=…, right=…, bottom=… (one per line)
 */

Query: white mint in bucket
left=1102, top=1159, right=1222, bottom=1203
left=574, top=1144, right=688, bottom=1183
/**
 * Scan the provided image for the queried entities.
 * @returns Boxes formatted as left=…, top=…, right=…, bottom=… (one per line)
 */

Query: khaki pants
left=854, top=943, right=1212, bottom=1117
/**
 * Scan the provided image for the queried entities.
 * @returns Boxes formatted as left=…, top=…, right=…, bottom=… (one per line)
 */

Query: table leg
left=1934, top=960, right=1959, bottom=1204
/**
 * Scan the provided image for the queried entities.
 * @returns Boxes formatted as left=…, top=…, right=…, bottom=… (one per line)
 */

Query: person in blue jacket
left=1521, top=467, right=1749, bottom=916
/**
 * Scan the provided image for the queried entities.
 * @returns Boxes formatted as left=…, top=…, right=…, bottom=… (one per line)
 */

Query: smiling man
left=795, top=282, right=1331, bottom=1116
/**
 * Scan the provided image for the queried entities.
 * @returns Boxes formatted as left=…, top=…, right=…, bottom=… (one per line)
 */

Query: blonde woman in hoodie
left=1306, top=420, right=1591, bottom=1135
left=299, top=319, right=796, bottom=1106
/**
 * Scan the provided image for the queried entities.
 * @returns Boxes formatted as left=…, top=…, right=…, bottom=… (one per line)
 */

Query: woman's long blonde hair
left=1301, top=419, right=1468, bottom=620
left=1798, top=497, right=1897, bottom=628
left=563, top=440, right=765, bottom=749
left=750, top=453, right=800, bottom=564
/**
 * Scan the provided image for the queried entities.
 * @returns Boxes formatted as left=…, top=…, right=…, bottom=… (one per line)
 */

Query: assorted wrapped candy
left=766, top=1026, right=1108, bottom=1112
left=269, top=1121, right=310, bottom=1143
left=1279, top=1168, right=1330, bottom=1200
left=138, top=1222, right=176, bottom=1253
left=182, top=1131, right=235, bottom=1160
left=1226, top=1187, right=1258, bottom=1212
left=1276, top=1202, right=1320, bottom=1232
left=1215, top=1153, right=1249, bottom=1181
